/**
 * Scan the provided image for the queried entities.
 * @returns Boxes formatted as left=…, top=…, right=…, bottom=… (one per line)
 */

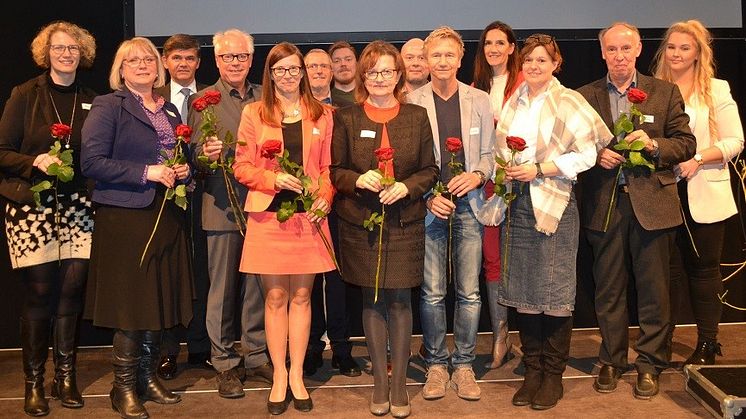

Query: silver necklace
left=49, top=88, right=78, bottom=149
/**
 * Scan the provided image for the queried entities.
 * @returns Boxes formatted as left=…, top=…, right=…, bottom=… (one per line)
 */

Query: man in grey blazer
left=577, top=22, right=695, bottom=400
left=152, top=33, right=211, bottom=381
left=190, top=28, right=268, bottom=399
left=408, top=26, right=494, bottom=402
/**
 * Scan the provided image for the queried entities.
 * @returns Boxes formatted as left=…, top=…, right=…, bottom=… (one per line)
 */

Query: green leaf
left=57, top=166, right=74, bottom=182
left=493, top=168, right=506, bottom=186
left=504, top=192, right=516, bottom=203
left=209, top=161, right=219, bottom=170
left=165, top=188, right=175, bottom=200
left=174, top=184, right=187, bottom=197
left=495, top=156, right=507, bottom=166
left=160, top=149, right=170, bottom=159
left=223, top=130, right=234, bottom=144
left=59, top=150, right=73, bottom=165
left=198, top=155, right=210, bottom=164
left=174, top=195, right=187, bottom=210
left=30, top=180, right=53, bottom=193
left=629, top=140, right=646, bottom=151
left=613, top=142, right=630, bottom=151
left=433, top=182, right=446, bottom=195
left=313, top=209, right=326, bottom=218
left=276, top=201, right=295, bottom=222
left=32, top=192, right=42, bottom=208
left=494, top=183, right=506, bottom=197
left=47, top=163, right=60, bottom=176
left=628, top=151, right=645, bottom=166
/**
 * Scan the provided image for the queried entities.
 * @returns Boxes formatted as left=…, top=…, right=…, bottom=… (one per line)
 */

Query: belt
left=618, top=184, right=629, bottom=193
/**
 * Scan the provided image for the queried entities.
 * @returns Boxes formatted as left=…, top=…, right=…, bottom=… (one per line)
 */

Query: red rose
left=260, top=140, right=283, bottom=159
left=445, top=137, right=463, bottom=154
left=192, top=97, right=208, bottom=112
left=628, top=87, right=648, bottom=104
left=506, top=136, right=527, bottom=152
left=175, top=124, right=192, bottom=144
left=374, top=147, right=395, bottom=161
left=203, top=90, right=222, bottom=105
left=50, top=123, right=72, bottom=139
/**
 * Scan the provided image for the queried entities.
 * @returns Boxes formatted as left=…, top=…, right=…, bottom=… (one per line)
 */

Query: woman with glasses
left=494, top=34, right=611, bottom=410
left=0, top=21, right=96, bottom=417
left=471, top=20, right=522, bottom=370
left=81, top=37, right=193, bottom=419
left=331, top=40, right=438, bottom=418
left=652, top=20, right=744, bottom=365
left=233, top=42, right=334, bottom=415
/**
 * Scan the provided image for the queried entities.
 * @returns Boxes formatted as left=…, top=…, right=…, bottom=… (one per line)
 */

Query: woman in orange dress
left=233, top=42, right=334, bottom=415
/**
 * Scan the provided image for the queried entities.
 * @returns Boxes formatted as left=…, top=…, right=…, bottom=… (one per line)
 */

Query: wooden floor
left=1, top=324, right=744, bottom=418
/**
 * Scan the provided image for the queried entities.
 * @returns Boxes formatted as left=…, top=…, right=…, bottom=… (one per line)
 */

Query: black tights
left=22, top=259, right=88, bottom=321
left=361, top=287, right=412, bottom=406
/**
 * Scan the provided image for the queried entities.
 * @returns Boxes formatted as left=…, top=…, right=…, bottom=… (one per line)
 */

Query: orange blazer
left=234, top=101, right=335, bottom=212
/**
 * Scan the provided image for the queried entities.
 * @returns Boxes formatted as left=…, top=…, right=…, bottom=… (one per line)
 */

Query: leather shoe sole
left=633, top=373, right=659, bottom=400
left=593, top=365, right=622, bottom=393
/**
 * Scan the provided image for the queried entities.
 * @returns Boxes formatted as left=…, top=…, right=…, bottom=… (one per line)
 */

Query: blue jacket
left=81, top=88, right=185, bottom=208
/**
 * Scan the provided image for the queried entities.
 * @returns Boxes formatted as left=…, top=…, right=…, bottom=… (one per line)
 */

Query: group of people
left=0, top=16, right=742, bottom=419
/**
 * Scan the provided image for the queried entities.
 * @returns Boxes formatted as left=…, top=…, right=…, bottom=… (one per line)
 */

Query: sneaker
left=422, top=364, right=449, bottom=400
left=451, top=366, right=481, bottom=400
left=216, top=368, right=245, bottom=399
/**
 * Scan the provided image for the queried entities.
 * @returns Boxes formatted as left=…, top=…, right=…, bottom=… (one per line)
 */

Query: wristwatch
left=693, top=153, right=704, bottom=166
left=473, top=170, right=486, bottom=186
left=535, top=163, right=544, bottom=180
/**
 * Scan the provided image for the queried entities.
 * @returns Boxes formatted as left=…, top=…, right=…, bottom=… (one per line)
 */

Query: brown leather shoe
left=633, top=372, right=659, bottom=399
left=593, top=365, right=623, bottom=393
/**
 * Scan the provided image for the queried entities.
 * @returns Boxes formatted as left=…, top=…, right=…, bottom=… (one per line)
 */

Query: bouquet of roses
left=260, top=139, right=340, bottom=272
left=363, top=146, right=396, bottom=303
left=140, top=124, right=191, bottom=266
left=193, top=90, right=247, bottom=234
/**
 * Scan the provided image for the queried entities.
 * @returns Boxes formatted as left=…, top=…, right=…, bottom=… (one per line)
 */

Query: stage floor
left=1, top=323, right=744, bottom=418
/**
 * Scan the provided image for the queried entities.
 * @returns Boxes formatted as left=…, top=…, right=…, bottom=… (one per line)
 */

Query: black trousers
left=308, top=213, right=352, bottom=356
left=586, top=191, right=675, bottom=374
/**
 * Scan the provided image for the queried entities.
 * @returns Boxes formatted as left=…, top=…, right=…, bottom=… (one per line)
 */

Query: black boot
left=137, top=331, right=181, bottom=404
left=110, top=330, right=149, bottom=419
left=531, top=315, right=572, bottom=410
left=51, top=315, right=83, bottom=408
left=512, top=313, right=543, bottom=406
left=685, top=340, right=722, bottom=365
left=21, top=317, right=50, bottom=417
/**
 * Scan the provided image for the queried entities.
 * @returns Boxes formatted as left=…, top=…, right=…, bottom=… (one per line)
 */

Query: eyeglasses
left=306, top=63, right=330, bottom=70
left=364, top=69, right=397, bottom=81
left=123, top=56, right=157, bottom=67
left=50, top=44, right=80, bottom=55
left=218, top=53, right=251, bottom=63
left=271, top=66, right=302, bottom=77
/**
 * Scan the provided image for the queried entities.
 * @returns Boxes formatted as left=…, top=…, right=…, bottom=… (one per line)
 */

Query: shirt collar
left=170, top=80, right=198, bottom=97
left=606, top=71, right=638, bottom=95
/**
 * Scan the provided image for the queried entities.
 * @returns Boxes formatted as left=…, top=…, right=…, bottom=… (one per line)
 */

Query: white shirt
left=489, top=74, right=508, bottom=121
left=169, top=80, right=198, bottom=121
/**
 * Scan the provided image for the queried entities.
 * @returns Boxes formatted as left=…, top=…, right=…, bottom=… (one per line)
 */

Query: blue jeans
left=421, top=199, right=483, bottom=367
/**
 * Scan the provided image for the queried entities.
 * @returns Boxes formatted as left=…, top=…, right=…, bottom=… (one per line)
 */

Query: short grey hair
left=213, top=28, right=254, bottom=55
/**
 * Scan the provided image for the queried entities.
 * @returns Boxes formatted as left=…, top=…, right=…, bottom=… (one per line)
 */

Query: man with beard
left=328, top=41, right=357, bottom=108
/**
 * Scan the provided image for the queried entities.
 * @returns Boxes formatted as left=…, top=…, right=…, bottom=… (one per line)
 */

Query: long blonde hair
left=652, top=20, right=717, bottom=141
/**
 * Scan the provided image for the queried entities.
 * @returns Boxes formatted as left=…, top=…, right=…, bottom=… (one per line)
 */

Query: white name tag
left=312, top=127, right=320, bottom=135
left=643, top=115, right=654, bottom=123
left=470, top=127, right=480, bottom=135
left=360, top=129, right=376, bottom=138
left=81, top=103, right=91, bottom=110
left=166, top=110, right=177, bottom=118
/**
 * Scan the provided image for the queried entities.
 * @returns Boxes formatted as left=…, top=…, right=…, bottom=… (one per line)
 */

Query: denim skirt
left=497, top=189, right=578, bottom=311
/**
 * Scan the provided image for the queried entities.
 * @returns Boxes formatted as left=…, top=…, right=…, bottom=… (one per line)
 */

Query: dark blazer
left=577, top=73, right=696, bottom=231
left=330, top=103, right=438, bottom=227
left=0, top=74, right=96, bottom=203
left=154, top=81, right=207, bottom=105
left=81, top=88, right=184, bottom=208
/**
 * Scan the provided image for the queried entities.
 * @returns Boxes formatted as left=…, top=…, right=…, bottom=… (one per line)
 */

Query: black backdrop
left=0, top=0, right=744, bottom=348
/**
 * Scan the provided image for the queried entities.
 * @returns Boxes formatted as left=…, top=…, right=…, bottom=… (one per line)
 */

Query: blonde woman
left=652, top=20, right=744, bottom=365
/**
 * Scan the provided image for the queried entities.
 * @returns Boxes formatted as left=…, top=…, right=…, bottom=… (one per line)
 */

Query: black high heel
left=290, top=385, right=313, bottom=412
left=267, top=388, right=291, bottom=415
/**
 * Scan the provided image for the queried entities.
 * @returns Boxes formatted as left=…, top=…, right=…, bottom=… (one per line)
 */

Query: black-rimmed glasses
left=271, top=66, right=302, bottom=77
left=218, top=53, right=251, bottom=63
left=364, top=69, right=397, bottom=81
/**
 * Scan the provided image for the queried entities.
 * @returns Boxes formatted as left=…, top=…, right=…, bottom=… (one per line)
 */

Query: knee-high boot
left=51, top=315, right=83, bottom=408
left=21, top=318, right=50, bottom=417
left=531, top=315, right=572, bottom=410
left=512, top=313, right=543, bottom=406
left=110, top=330, right=148, bottom=419
left=137, top=330, right=181, bottom=404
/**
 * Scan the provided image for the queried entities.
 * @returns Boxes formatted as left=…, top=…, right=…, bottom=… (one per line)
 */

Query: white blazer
left=685, top=78, right=744, bottom=223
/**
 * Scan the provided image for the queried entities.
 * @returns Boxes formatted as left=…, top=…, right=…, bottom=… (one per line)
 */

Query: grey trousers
left=205, top=230, right=268, bottom=372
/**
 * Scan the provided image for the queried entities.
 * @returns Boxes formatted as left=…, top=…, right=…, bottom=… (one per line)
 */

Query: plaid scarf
left=496, top=78, right=612, bottom=234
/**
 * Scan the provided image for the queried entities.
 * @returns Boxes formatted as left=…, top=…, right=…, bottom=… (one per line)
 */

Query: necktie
left=179, top=87, right=191, bottom=124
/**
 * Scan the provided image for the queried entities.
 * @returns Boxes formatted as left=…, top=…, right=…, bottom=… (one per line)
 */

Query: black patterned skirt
left=4, top=192, right=93, bottom=269
left=84, top=191, right=193, bottom=330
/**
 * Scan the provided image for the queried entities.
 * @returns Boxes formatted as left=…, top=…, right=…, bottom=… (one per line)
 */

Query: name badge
left=312, top=127, right=320, bottom=135
left=166, top=110, right=177, bottom=118
left=360, top=129, right=376, bottom=138
left=81, top=103, right=91, bottom=110
left=469, top=127, right=480, bottom=135
left=643, top=115, right=654, bottom=123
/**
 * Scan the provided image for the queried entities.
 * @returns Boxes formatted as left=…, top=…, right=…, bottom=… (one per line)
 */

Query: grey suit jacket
left=407, top=81, right=495, bottom=225
left=189, top=79, right=262, bottom=231
left=577, top=73, right=696, bottom=231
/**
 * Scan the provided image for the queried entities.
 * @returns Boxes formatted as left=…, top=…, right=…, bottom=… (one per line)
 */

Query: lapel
left=417, top=83, right=440, bottom=162
left=593, top=79, right=614, bottom=130
left=35, top=75, right=56, bottom=128
left=385, top=105, right=411, bottom=176
left=301, top=106, right=314, bottom=168
left=457, top=82, right=473, bottom=159
left=118, top=89, right=155, bottom=130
